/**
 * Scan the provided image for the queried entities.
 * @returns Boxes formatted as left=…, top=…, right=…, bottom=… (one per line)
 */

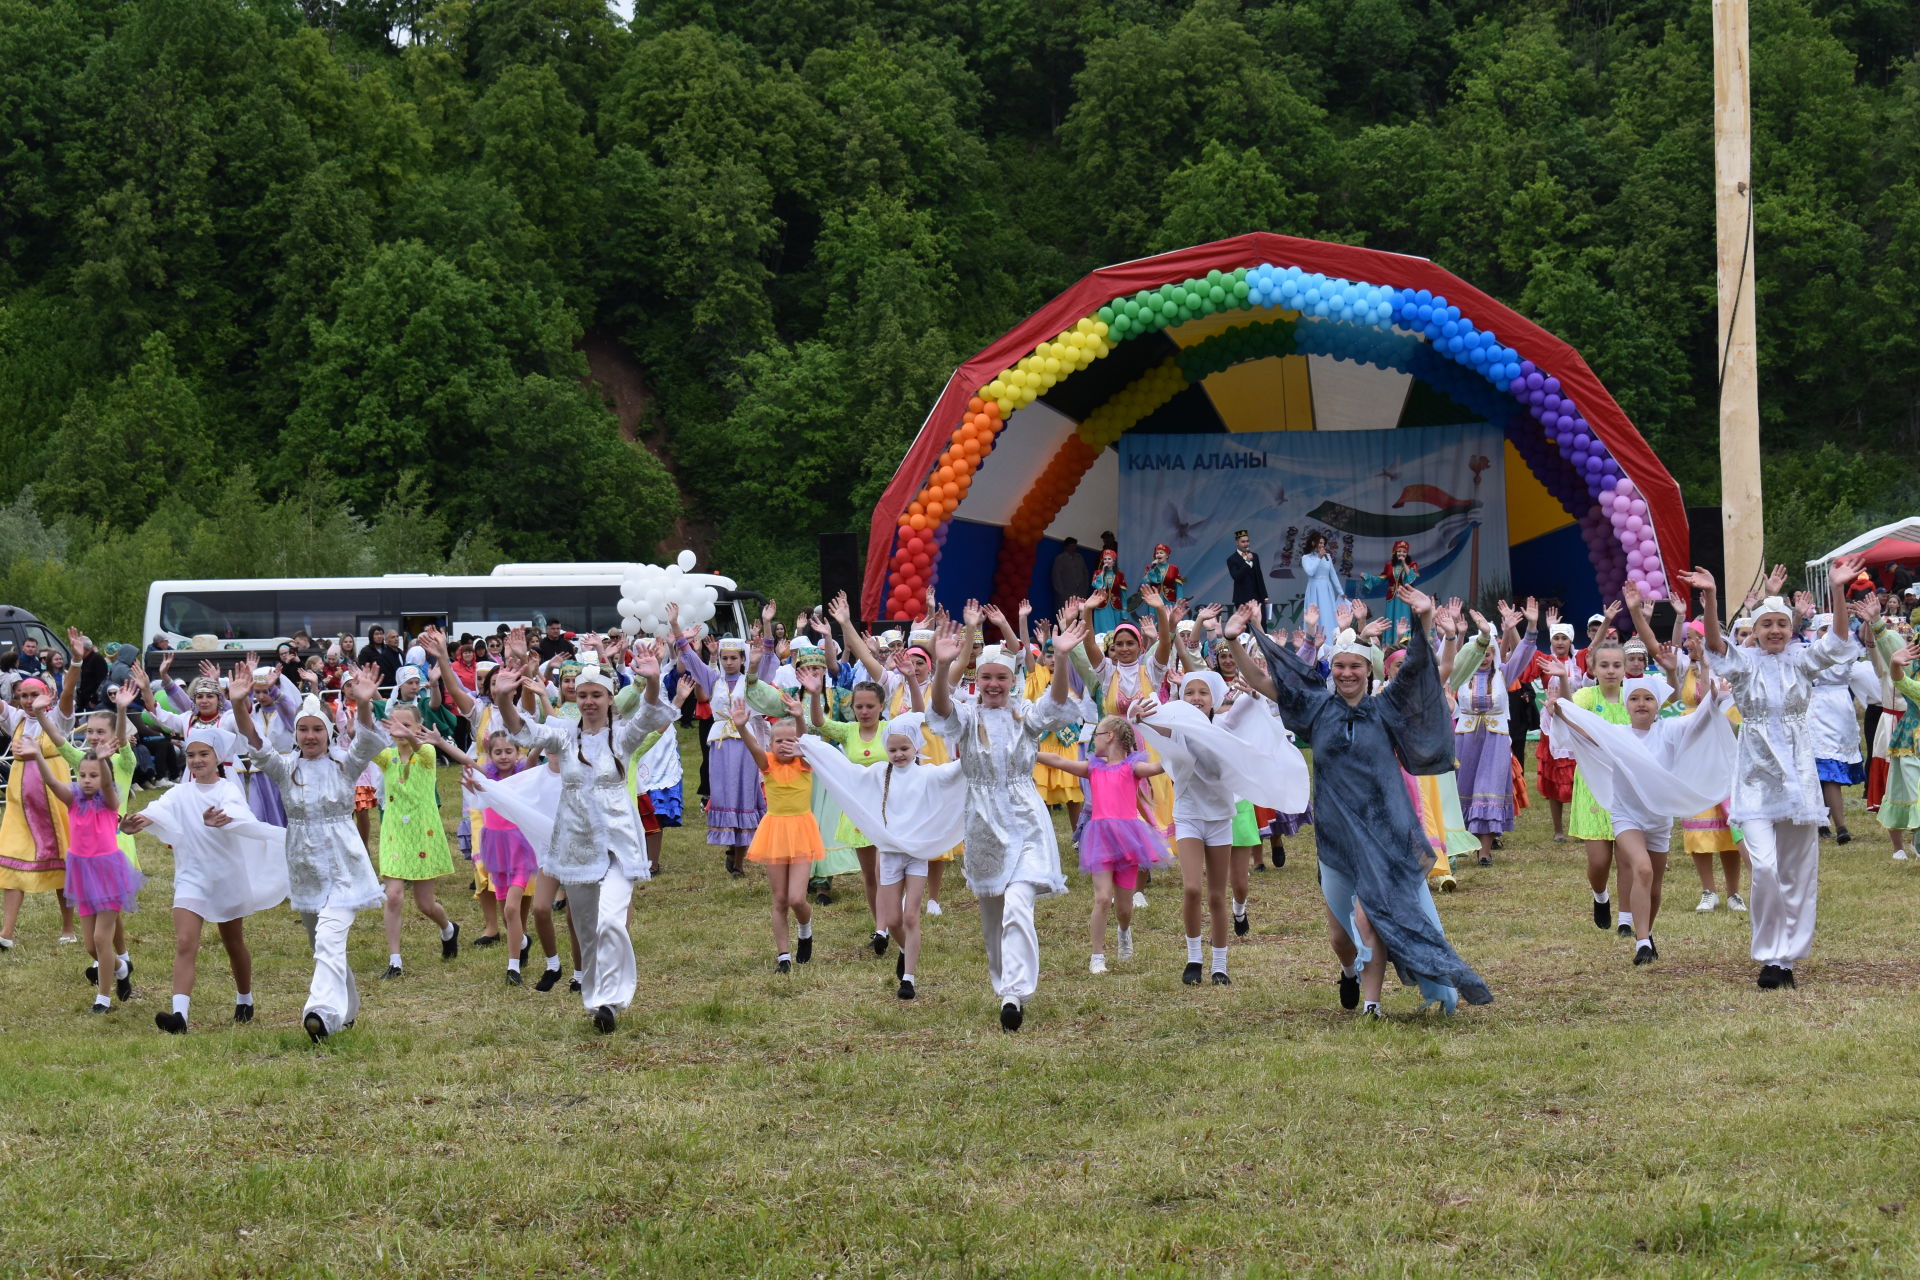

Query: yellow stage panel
left=1505, top=439, right=1575, bottom=543
left=1201, top=355, right=1315, bottom=432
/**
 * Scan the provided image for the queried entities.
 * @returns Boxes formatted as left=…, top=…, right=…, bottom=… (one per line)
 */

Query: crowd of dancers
left=0, top=549, right=1911, bottom=1035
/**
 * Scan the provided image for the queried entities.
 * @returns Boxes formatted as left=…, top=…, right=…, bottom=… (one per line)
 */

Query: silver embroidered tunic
left=249, top=723, right=390, bottom=914
left=928, top=692, right=1088, bottom=899
left=513, top=696, right=675, bottom=885
left=1716, top=628, right=1854, bottom=825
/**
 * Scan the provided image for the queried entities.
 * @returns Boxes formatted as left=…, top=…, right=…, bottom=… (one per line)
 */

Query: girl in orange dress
left=737, top=698, right=825, bottom=972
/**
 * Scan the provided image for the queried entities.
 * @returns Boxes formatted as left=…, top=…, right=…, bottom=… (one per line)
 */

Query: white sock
left=1340, top=962, right=1360, bottom=979
left=94, top=994, right=111, bottom=1008
left=1636, top=938, right=1652, bottom=951
left=1593, top=890, right=1609, bottom=904
left=1091, top=952, right=1105, bottom=965
left=777, top=951, right=792, bottom=963
left=1363, top=1000, right=1380, bottom=1014
left=116, top=950, right=130, bottom=968
left=1211, top=946, right=1228, bottom=974
left=1186, top=935, right=1203, bottom=964
left=114, top=956, right=129, bottom=979
left=440, top=921, right=456, bottom=941
left=1618, top=911, right=1634, bottom=928
left=902, top=972, right=915, bottom=984
left=1232, top=899, right=1247, bottom=917
left=545, top=955, right=561, bottom=972
left=507, top=957, right=521, bottom=973
left=1118, top=926, right=1131, bottom=942
left=173, top=994, right=190, bottom=1017
left=874, top=927, right=888, bottom=939
left=389, top=953, right=403, bottom=968
left=234, top=992, right=253, bottom=1007
left=798, top=921, right=813, bottom=940
left=571, top=970, right=583, bottom=982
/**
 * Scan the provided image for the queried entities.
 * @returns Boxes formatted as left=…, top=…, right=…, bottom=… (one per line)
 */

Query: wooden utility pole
left=1714, top=0, right=1763, bottom=600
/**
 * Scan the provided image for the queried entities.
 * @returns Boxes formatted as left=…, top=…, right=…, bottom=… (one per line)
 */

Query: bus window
left=275, top=590, right=362, bottom=640
left=159, top=590, right=275, bottom=640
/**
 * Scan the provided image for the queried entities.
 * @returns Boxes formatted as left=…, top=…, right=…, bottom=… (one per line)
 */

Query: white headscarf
left=394, top=664, right=425, bottom=688
left=976, top=644, right=1020, bottom=674
left=1749, top=597, right=1792, bottom=623
left=1180, top=668, right=1228, bottom=707
left=294, top=693, right=332, bottom=735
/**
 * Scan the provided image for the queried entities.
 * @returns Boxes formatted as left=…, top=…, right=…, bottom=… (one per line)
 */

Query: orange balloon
left=983, top=401, right=1001, bottom=419
left=909, top=514, right=927, bottom=530
left=935, top=466, right=955, bottom=485
left=967, top=397, right=985, bottom=413
left=941, top=482, right=959, bottom=501
left=908, top=501, right=925, bottom=517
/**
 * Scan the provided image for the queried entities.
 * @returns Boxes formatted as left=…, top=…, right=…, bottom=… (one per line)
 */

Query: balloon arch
left=861, top=233, right=1687, bottom=622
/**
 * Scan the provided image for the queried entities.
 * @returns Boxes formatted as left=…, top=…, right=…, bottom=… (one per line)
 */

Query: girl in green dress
left=375, top=703, right=458, bottom=977
left=1551, top=638, right=1633, bottom=935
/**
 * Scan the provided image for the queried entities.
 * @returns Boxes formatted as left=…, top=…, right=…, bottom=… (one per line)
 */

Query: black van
left=0, top=604, right=67, bottom=672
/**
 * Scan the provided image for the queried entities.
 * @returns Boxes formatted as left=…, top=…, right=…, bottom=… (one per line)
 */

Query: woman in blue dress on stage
left=1299, top=532, right=1343, bottom=635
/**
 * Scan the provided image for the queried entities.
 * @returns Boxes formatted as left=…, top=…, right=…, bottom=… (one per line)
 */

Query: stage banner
left=1117, top=426, right=1509, bottom=622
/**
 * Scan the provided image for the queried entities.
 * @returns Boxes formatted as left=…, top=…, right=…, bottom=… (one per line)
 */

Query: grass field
left=3, top=737, right=1920, bottom=1279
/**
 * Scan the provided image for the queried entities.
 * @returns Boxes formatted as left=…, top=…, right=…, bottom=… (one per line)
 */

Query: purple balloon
left=1544, top=377, right=1561, bottom=394
left=1521, top=360, right=1538, bottom=376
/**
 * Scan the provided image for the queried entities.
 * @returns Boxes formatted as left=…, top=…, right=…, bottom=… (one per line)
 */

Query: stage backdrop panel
left=1118, top=426, right=1510, bottom=622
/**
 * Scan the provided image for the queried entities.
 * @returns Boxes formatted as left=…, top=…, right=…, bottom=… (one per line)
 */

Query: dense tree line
left=2, top=0, right=1916, bottom=638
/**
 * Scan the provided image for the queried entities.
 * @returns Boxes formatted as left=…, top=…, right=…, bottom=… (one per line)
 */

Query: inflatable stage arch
left=862, top=233, right=1687, bottom=624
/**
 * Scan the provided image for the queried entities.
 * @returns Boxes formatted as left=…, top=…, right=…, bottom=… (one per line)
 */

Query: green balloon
left=1233, top=280, right=1250, bottom=299
left=1097, top=306, right=1115, bottom=324
left=1208, top=285, right=1227, bottom=304
left=1160, top=299, right=1179, bottom=318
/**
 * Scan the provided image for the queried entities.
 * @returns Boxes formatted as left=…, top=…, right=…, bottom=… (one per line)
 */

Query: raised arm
left=20, top=738, right=75, bottom=809
left=226, top=653, right=265, bottom=750
left=928, top=618, right=962, bottom=720
left=730, top=700, right=768, bottom=771
left=1621, top=581, right=1663, bottom=654
left=1680, top=568, right=1723, bottom=655
left=1140, top=585, right=1175, bottom=668
left=1051, top=618, right=1088, bottom=703
left=827, top=592, right=886, bottom=684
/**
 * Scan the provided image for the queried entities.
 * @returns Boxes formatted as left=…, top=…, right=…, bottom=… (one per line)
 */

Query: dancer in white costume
left=486, top=646, right=676, bottom=1034
left=927, top=612, right=1092, bottom=1031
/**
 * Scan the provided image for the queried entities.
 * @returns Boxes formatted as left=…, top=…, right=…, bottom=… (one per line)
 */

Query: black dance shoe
left=233, top=1003, right=254, bottom=1024
left=303, top=1012, right=328, bottom=1043
left=155, top=1012, right=187, bottom=1035
left=591, top=1005, right=617, bottom=1034
left=1182, top=962, right=1203, bottom=986
left=1233, top=913, right=1249, bottom=937
left=1210, top=971, right=1231, bottom=986
left=534, top=968, right=563, bottom=992
left=897, top=979, right=916, bottom=1001
left=1338, top=972, right=1361, bottom=1010
left=441, top=922, right=461, bottom=960
left=999, top=1001, right=1023, bottom=1032
left=796, top=935, right=813, bottom=965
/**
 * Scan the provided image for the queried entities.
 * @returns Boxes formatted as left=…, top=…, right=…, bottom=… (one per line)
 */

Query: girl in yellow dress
left=1, top=678, right=76, bottom=948
left=738, top=699, right=824, bottom=973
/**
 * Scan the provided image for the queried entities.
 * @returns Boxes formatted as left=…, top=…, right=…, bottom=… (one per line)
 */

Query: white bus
left=143, top=564, right=757, bottom=655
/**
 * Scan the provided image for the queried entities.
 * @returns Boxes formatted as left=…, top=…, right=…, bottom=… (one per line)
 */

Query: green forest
left=2, top=0, right=1917, bottom=640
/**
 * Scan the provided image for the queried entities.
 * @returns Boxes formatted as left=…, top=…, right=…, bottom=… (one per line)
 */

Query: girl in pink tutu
left=1039, top=715, right=1168, bottom=974
left=431, top=728, right=543, bottom=986
left=20, top=739, right=142, bottom=1013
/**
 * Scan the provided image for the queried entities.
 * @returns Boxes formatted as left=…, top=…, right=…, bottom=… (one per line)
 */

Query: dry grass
left=3, top=741, right=1919, bottom=1278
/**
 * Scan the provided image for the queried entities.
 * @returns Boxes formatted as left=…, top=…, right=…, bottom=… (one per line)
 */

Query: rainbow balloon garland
left=881, top=264, right=1666, bottom=621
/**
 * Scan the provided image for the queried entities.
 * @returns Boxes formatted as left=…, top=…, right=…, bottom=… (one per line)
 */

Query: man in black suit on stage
left=1226, top=528, right=1268, bottom=621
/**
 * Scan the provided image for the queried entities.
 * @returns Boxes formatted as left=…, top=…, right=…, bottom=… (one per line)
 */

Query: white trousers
left=1743, top=818, right=1820, bottom=969
left=301, top=905, right=360, bottom=1034
left=564, top=865, right=635, bottom=1012
left=978, top=881, right=1040, bottom=1007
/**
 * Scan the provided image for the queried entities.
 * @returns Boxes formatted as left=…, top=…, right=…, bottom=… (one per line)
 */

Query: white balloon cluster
left=618, top=550, right=735, bottom=638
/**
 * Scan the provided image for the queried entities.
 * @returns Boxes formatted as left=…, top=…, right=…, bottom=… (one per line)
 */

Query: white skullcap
left=1733, top=617, right=1755, bottom=631
left=294, top=693, right=334, bottom=735
left=909, top=630, right=935, bottom=648
left=887, top=712, right=926, bottom=744
left=1623, top=677, right=1666, bottom=701
left=1811, top=613, right=1834, bottom=632
left=395, top=664, right=424, bottom=686
left=717, top=637, right=748, bottom=653
left=1623, top=638, right=1648, bottom=654
left=252, top=666, right=278, bottom=683
left=1587, top=614, right=1606, bottom=626
left=1749, top=597, right=1792, bottom=622
left=1176, top=619, right=1197, bottom=634
left=880, top=630, right=903, bottom=645
left=1549, top=624, right=1574, bottom=641
left=574, top=665, right=616, bottom=694
left=976, top=644, right=1020, bottom=674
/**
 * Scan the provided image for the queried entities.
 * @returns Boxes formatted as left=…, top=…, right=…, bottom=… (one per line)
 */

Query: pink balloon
left=1625, top=515, right=1644, bottom=535
left=1627, top=551, right=1645, bottom=571
left=1629, top=498, right=1647, bottom=517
